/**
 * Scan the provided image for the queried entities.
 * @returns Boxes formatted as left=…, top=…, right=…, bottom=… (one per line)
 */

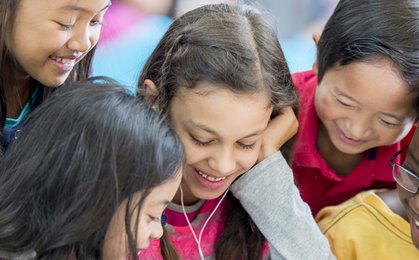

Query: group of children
left=0, top=0, right=417, bottom=259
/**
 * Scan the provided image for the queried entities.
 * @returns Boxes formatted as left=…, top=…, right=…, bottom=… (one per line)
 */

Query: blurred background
left=92, top=0, right=338, bottom=87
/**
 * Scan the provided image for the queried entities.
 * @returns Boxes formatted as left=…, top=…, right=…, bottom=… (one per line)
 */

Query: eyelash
left=191, top=136, right=212, bottom=146
left=57, top=19, right=103, bottom=31
left=58, top=22, right=74, bottom=30
left=335, top=98, right=353, bottom=108
left=379, top=118, right=401, bottom=128
left=191, top=135, right=255, bottom=150
left=149, top=215, right=161, bottom=223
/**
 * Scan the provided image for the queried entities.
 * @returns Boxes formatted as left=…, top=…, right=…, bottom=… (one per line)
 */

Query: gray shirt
left=231, top=151, right=335, bottom=260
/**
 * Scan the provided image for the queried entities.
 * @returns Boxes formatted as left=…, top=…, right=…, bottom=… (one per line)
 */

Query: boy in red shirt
left=292, top=0, right=419, bottom=216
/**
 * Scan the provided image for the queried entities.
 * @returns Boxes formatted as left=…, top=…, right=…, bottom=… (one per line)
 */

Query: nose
left=345, top=115, right=372, bottom=139
left=67, top=26, right=92, bottom=53
left=208, top=146, right=236, bottom=175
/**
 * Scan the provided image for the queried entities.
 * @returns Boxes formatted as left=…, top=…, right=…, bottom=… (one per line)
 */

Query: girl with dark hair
left=138, top=3, right=334, bottom=260
left=292, top=0, right=419, bottom=216
left=0, top=80, right=184, bottom=259
left=0, top=0, right=111, bottom=152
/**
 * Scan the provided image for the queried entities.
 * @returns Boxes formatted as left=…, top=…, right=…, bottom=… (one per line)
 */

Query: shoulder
left=316, top=190, right=386, bottom=233
left=291, top=70, right=317, bottom=93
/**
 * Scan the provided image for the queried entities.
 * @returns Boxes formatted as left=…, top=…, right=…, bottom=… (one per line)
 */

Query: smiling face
left=169, top=82, right=272, bottom=205
left=397, top=132, right=419, bottom=249
left=102, top=172, right=181, bottom=259
left=315, top=59, right=416, bottom=155
left=7, top=0, right=110, bottom=87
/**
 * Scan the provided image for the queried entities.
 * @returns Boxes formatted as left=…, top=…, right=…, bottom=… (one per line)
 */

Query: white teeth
left=61, top=58, right=75, bottom=66
left=51, top=57, right=75, bottom=66
left=415, top=219, right=419, bottom=227
left=197, top=170, right=226, bottom=182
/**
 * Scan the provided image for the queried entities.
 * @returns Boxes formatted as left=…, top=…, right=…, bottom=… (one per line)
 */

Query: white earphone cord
left=179, top=185, right=230, bottom=260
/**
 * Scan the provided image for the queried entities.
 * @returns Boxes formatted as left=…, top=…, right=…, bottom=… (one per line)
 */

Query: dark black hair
left=317, top=0, right=419, bottom=113
left=0, top=78, right=184, bottom=259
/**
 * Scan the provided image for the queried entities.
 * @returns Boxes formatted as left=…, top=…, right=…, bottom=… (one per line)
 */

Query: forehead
left=143, top=174, right=181, bottom=207
left=170, top=82, right=272, bottom=136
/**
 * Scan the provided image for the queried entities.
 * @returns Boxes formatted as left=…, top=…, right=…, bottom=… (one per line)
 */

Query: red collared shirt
left=291, top=70, right=414, bottom=216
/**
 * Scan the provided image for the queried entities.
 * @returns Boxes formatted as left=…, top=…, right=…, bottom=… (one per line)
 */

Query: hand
left=257, top=106, right=298, bottom=163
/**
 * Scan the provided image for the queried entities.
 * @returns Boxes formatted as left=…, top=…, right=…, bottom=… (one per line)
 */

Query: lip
left=193, top=168, right=230, bottom=190
left=49, top=55, right=79, bottom=72
left=335, top=124, right=367, bottom=146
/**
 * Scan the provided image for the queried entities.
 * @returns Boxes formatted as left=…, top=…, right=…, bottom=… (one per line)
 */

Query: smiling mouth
left=197, top=170, right=226, bottom=182
left=50, top=56, right=77, bottom=66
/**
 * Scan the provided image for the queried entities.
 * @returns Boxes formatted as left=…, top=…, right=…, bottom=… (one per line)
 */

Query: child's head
left=0, top=79, right=184, bottom=259
left=0, top=0, right=110, bottom=88
left=391, top=129, right=419, bottom=249
left=313, top=0, right=419, bottom=155
left=139, top=3, right=298, bottom=203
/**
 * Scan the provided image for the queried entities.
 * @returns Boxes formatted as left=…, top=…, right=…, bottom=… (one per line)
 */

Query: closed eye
left=237, top=142, right=255, bottom=150
left=57, top=22, right=74, bottom=30
left=335, top=98, right=353, bottom=108
left=191, top=135, right=213, bottom=146
left=379, top=118, right=402, bottom=128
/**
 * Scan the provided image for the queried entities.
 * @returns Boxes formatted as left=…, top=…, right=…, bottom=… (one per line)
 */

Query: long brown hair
left=138, top=4, right=298, bottom=259
left=0, top=0, right=96, bottom=136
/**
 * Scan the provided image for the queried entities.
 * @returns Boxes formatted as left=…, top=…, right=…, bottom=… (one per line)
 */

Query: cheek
left=314, top=89, right=334, bottom=121
left=182, top=141, right=206, bottom=165
left=236, top=148, right=260, bottom=172
left=135, top=216, right=150, bottom=245
left=90, top=28, right=102, bottom=47
left=397, top=184, right=413, bottom=209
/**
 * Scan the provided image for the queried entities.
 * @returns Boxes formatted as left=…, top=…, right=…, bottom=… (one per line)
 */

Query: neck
left=317, top=122, right=364, bottom=176
left=4, top=78, right=34, bottom=119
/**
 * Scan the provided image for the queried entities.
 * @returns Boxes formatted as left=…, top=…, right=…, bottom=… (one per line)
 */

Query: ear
left=144, top=79, right=158, bottom=95
left=312, top=33, right=321, bottom=75
left=143, top=79, right=159, bottom=105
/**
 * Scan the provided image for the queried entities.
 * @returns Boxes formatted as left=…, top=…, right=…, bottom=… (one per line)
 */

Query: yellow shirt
left=316, top=190, right=419, bottom=260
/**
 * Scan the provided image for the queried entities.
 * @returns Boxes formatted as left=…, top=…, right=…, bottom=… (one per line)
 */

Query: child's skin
left=146, top=80, right=296, bottom=205
left=394, top=132, right=419, bottom=248
left=313, top=35, right=416, bottom=175
left=291, top=0, right=419, bottom=214
left=103, top=172, right=182, bottom=259
left=4, top=0, right=111, bottom=118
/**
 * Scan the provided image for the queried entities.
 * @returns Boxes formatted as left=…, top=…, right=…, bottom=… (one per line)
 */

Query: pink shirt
left=139, top=195, right=269, bottom=259
left=291, top=70, right=414, bottom=216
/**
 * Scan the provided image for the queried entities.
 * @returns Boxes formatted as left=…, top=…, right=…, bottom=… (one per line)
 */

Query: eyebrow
left=188, top=121, right=265, bottom=139
left=61, top=2, right=111, bottom=14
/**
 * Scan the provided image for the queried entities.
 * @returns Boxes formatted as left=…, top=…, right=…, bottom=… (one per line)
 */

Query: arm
left=231, top=107, right=334, bottom=259
left=231, top=151, right=335, bottom=259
